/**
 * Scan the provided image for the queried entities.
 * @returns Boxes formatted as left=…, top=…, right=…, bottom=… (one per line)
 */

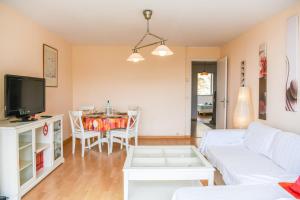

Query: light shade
left=152, top=44, right=174, bottom=56
left=200, top=71, right=209, bottom=76
left=127, top=51, right=145, bottom=63
left=233, top=87, right=253, bottom=128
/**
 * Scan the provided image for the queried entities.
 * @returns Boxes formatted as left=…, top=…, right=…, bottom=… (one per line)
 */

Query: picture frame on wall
left=240, top=60, right=246, bottom=87
left=285, top=15, right=299, bottom=112
left=43, top=44, right=58, bottom=87
left=258, top=43, right=267, bottom=120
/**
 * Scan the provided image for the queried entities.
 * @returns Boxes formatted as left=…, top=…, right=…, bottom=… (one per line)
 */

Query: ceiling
left=2, top=0, right=297, bottom=46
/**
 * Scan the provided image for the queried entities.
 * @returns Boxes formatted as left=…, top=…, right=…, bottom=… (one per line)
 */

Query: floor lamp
left=233, top=61, right=253, bottom=128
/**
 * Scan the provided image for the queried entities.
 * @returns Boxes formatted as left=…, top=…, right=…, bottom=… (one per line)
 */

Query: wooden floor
left=22, top=138, right=197, bottom=200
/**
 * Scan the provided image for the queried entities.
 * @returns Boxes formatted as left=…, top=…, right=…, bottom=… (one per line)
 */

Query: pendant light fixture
left=127, top=10, right=174, bottom=62
left=200, top=70, right=209, bottom=76
left=127, top=49, right=145, bottom=62
left=152, top=41, right=174, bottom=56
left=200, top=63, right=209, bottom=76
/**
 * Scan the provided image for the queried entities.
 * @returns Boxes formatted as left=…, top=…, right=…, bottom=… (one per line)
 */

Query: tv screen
left=5, top=75, right=45, bottom=117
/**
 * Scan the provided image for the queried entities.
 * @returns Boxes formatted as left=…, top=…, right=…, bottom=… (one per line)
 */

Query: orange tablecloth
left=83, top=115, right=128, bottom=132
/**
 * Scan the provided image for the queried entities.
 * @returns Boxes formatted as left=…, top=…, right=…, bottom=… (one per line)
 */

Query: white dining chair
left=69, top=111, right=102, bottom=158
left=79, top=105, right=96, bottom=148
left=109, top=110, right=141, bottom=153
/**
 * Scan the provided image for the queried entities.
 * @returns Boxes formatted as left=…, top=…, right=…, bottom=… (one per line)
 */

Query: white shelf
left=20, top=171, right=33, bottom=186
left=20, top=176, right=29, bottom=186
left=19, top=160, right=32, bottom=171
left=35, top=143, right=50, bottom=153
left=36, top=167, right=51, bottom=179
left=19, top=142, right=32, bottom=151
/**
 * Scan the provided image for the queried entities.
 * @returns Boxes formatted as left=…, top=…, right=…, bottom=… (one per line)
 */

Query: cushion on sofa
left=200, top=129, right=246, bottom=154
left=244, top=122, right=280, bottom=158
left=271, top=131, right=300, bottom=174
left=207, top=145, right=298, bottom=185
left=206, top=145, right=297, bottom=185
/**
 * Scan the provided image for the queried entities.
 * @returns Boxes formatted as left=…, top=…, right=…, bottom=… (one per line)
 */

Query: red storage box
left=36, top=151, right=44, bottom=172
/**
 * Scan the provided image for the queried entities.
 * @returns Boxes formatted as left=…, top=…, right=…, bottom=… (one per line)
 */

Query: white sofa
left=171, top=122, right=299, bottom=200
left=172, top=184, right=295, bottom=200
left=200, top=122, right=300, bottom=185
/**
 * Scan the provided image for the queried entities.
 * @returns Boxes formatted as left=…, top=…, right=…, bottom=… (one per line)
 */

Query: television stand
left=10, top=118, right=38, bottom=123
left=0, top=115, right=64, bottom=199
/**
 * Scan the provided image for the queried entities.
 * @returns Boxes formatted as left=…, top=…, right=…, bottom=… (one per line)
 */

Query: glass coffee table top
left=127, top=145, right=210, bottom=168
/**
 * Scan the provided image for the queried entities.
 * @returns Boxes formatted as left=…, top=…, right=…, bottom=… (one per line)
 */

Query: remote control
left=41, top=115, right=52, bottom=118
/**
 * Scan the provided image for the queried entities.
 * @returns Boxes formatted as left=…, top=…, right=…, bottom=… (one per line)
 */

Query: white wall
left=0, top=3, right=221, bottom=137
left=4, top=1, right=299, bottom=136
left=0, top=4, right=73, bottom=139
left=221, top=1, right=300, bottom=133
left=72, top=46, right=220, bottom=136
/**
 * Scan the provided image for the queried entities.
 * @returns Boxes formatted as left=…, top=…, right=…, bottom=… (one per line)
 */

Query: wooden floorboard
left=22, top=138, right=205, bottom=200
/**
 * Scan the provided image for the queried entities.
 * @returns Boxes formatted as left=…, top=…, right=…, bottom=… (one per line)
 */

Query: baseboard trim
left=139, top=135, right=191, bottom=139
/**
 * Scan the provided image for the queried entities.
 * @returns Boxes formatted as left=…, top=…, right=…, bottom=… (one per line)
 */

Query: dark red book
left=36, top=151, right=44, bottom=172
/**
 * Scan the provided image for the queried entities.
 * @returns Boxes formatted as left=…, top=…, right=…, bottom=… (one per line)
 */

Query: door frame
left=216, top=56, right=228, bottom=129
left=186, top=59, right=218, bottom=136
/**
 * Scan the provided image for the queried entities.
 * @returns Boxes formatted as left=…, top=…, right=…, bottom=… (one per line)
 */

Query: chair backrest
left=69, top=111, right=84, bottom=135
left=126, top=110, right=141, bottom=135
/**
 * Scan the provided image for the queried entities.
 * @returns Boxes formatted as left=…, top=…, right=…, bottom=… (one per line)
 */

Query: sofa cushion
left=244, top=122, right=280, bottom=158
left=200, top=129, right=246, bottom=154
left=271, top=132, right=300, bottom=174
left=206, top=145, right=297, bottom=185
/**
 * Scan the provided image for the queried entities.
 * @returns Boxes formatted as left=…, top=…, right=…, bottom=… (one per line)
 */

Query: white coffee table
left=123, top=145, right=215, bottom=200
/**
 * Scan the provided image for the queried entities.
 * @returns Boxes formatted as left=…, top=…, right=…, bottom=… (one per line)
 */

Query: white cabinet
left=0, top=115, right=64, bottom=200
left=53, top=120, right=63, bottom=163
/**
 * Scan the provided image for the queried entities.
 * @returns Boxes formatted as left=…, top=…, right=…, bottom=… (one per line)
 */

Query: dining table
left=82, top=112, right=128, bottom=154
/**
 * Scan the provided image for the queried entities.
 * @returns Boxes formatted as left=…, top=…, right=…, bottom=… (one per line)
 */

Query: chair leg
left=72, top=137, right=76, bottom=155
left=125, top=138, right=129, bottom=152
left=135, top=136, right=138, bottom=146
left=98, top=134, right=102, bottom=152
left=120, top=138, right=123, bottom=150
left=109, top=134, right=113, bottom=154
left=81, top=138, right=85, bottom=158
left=87, top=138, right=91, bottom=150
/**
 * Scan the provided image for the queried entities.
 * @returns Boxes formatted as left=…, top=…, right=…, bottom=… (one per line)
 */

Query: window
left=198, top=73, right=213, bottom=95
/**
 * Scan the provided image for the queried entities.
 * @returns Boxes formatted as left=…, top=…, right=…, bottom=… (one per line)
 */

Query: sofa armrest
left=200, top=129, right=246, bottom=154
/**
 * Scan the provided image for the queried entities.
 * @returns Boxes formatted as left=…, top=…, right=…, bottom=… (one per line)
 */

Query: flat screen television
left=4, top=74, right=45, bottom=121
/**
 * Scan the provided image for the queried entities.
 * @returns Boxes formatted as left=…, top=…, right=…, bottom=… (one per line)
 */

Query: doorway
left=197, top=72, right=216, bottom=128
left=191, top=61, right=217, bottom=138
left=191, top=58, right=228, bottom=138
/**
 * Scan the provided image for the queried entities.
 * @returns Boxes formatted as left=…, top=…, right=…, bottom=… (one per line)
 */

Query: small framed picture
left=43, top=44, right=58, bottom=87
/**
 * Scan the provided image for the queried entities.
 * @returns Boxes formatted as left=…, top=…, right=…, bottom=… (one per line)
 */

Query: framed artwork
left=258, top=43, right=267, bottom=120
left=240, top=60, right=246, bottom=87
left=285, top=15, right=299, bottom=112
left=43, top=44, right=58, bottom=87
